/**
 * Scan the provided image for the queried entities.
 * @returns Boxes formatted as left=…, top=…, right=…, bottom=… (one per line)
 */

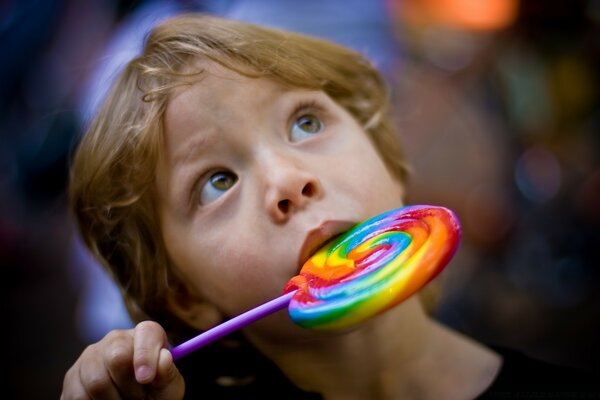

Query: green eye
left=199, top=171, right=238, bottom=205
left=210, top=172, right=236, bottom=190
left=290, top=114, right=323, bottom=142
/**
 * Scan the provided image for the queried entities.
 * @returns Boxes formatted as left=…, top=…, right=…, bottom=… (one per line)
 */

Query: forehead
left=163, top=61, right=284, bottom=141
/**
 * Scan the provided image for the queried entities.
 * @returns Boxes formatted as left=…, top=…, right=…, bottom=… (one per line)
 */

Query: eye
left=290, top=114, right=323, bottom=142
left=198, top=171, right=238, bottom=205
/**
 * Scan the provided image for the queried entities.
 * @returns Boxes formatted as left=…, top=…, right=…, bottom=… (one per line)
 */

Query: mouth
left=296, top=220, right=356, bottom=272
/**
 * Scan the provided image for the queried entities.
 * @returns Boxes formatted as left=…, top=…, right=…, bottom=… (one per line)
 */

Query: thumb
left=149, top=348, right=185, bottom=400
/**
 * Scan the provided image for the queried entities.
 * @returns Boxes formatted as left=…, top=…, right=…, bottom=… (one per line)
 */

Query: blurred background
left=2, top=0, right=599, bottom=397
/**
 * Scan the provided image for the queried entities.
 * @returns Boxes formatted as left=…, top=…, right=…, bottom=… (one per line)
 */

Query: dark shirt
left=176, top=334, right=321, bottom=399
left=478, top=346, right=599, bottom=399
left=176, top=335, right=598, bottom=399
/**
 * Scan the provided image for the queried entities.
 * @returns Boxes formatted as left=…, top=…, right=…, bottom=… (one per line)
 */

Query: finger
left=101, top=330, right=145, bottom=399
left=133, top=321, right=168, bottom=384
left=61, top=361, right=91, bottom=400
left=79, top=345, right=121, bottom=400
left=149, top=348, right=185, bottom=400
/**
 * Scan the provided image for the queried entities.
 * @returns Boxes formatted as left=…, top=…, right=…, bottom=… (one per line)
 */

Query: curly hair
left=69, top=13, right=408, bottom=339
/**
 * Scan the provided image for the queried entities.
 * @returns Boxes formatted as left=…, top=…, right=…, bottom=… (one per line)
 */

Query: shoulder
left=478, top=345, right=599, bottom=398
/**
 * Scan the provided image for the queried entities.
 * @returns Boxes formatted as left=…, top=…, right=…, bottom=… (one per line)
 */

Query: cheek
left=336, top=138, right=404, bottom=204
left=166, top=226, right=288, bottom=314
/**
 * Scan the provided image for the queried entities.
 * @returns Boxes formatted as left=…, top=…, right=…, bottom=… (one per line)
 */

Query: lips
left=296, top=220, right=356, bottom=271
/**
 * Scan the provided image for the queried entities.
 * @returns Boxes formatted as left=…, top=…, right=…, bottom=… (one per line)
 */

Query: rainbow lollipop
left=170, top=205, right=460, bottom=360
left=284, top=205, right=460, bottom=329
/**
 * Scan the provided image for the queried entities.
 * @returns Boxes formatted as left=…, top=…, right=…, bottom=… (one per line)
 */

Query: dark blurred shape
left=390, top=0, right=600, bottom=372
left=226, top=0, right=402, bottom=77
left=514, top=146, right=561, bottom=203
left=1, top=0, right=132, bottom=397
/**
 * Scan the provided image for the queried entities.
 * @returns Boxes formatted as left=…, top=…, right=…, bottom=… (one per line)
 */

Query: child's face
left=155, top=62, right=404, bottom=333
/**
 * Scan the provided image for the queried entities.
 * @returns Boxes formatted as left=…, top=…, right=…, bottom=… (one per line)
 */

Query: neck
left=245, top=298, right=501, bottom=400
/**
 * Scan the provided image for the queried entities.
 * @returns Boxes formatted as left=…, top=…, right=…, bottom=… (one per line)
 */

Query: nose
left=263, top=157, right=322, bottom=223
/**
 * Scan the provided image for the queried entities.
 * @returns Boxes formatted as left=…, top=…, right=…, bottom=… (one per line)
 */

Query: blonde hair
left=70, top=13, right=408, bottom=336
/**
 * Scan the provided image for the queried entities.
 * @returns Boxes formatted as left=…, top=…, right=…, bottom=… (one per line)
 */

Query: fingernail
left=136, top=365, right=152, bottom=382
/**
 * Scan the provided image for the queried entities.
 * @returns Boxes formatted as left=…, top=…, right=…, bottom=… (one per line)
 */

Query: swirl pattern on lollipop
left=283, top=205, right=461, bottom=330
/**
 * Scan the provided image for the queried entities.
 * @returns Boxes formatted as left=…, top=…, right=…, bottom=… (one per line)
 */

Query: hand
left=61, top=321, right=185, bottom=399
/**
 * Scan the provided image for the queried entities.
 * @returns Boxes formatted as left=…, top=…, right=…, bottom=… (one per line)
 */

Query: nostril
left=302, top=183, right=314, bottom=197
left=278, top=199, right=290, bottom=214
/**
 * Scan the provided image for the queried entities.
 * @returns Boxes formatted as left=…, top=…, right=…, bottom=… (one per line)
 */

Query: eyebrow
left=165, top=130, right=219, bottom=207
left=172, top=133, right=215, bottom=169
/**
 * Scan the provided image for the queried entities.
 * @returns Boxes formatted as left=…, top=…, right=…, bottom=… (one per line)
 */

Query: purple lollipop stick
left=170, top=291, right=295, bottom=361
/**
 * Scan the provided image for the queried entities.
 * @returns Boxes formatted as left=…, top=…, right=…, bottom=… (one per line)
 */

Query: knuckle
left=83, top=371, right=111, bottom=397
left=82, top=343, right=99, bottom=357
left=103, top=329, right=123, bottom=341
left=103, top=329, right=130, bottom=345
left=63, top=365, right=76, bottom=383
left=136, top=320, right=161, bottom=334
left=106, top=343, right=132, bottom=370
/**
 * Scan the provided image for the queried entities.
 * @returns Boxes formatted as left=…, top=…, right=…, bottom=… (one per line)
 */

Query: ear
left=165, top=283, right=224, bottom=332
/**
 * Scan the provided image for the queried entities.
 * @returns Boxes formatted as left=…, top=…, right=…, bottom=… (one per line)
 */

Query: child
left=61, top=13, right=593, bottom=399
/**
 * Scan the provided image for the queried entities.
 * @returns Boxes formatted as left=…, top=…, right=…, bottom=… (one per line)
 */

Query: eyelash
left=190, top=168, right=228, bottom=208
left=289, top=99, right=326, bottom=126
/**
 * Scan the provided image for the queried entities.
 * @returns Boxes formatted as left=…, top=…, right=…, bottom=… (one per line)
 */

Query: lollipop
left=283, top=205, right=460, bottom=330
left=170, top=205, right=460, bottom=360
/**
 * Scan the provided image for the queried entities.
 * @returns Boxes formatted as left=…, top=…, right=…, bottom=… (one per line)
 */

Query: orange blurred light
left=395, top=0, right=518, bottom=31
